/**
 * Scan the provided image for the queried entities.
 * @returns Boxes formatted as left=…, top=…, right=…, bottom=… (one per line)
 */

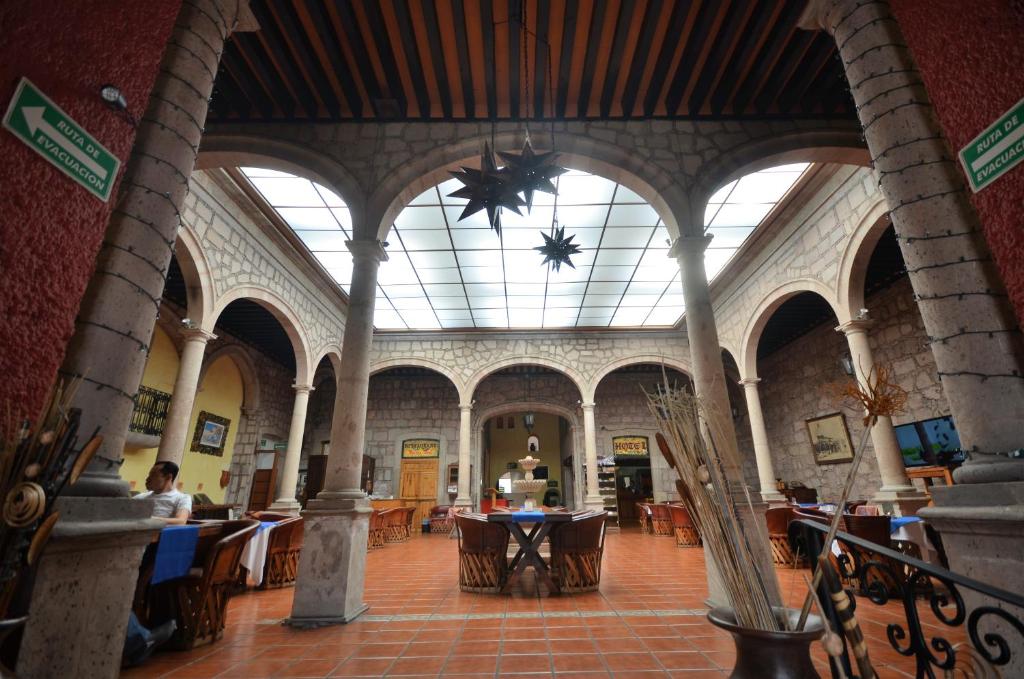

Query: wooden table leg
left=502, top=522, right=558, bottom=594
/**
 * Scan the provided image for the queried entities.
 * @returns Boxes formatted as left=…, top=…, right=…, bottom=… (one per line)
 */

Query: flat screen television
left=895, top=415, right=962, bottom=467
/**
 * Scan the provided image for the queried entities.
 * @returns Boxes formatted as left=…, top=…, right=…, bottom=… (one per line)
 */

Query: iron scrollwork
left=791, top=519, right=1024, bottom=678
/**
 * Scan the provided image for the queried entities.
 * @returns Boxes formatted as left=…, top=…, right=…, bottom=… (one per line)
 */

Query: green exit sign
left=2, top=77, right=121, bottom=201
left=958, top=96, right=1024, bottom=193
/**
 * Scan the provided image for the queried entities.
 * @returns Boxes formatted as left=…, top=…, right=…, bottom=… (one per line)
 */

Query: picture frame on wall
left=805, top=412, right=854, bottom=465
left=191, top=411, right=231, bottom=456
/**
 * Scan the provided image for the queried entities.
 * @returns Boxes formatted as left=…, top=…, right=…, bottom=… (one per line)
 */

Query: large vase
left=707, top=607, right=824, bottom=679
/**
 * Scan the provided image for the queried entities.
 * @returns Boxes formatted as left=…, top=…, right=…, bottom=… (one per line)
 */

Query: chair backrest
left=246, top=511, right=293, bottom=522
left=404, top=506, right=416, bottom=525
left=649, top=503, right=672, bottom=520
left=854, top=504, right=880, bottom=516
left=379, top=507, right=402, bottom=526
left=765, top=506, right=793, bottom=534
left=201, top=519, right=259, bottom=589
left=667, top=503, right=695, bottom=529
left=844, top=514, right=891, bottom=547
left=792, top=509, right=839, bottom=530
left=267, top=517, right=303, bottom=554
left=455, top=513, right=509, bottom=554
left=430, top=505, right=452, bottom=517
left=551, top=512, right=607, bottom=551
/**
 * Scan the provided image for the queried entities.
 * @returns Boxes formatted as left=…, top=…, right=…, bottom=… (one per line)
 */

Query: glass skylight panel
left=243, top=162, right=807, bottom=331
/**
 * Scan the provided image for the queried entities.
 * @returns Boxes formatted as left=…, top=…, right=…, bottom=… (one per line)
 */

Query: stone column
left=289, top=239, right=386, bottom=627
left=671, top=235, right=781, bottom=608
left=455, top=403, right=473, bottom=507
left=836, top=319, right=922, bottom=507
left=801, top=0, right=1024, bottom=481
left=156, top=327, right=216, bottom=464
left=739, top=379, right=785, bottom=503
left=269, top=384, right=313, bottom=513
left=18, top=3, right=252, bottom=678
left=581, top=402, right=604, bottom=511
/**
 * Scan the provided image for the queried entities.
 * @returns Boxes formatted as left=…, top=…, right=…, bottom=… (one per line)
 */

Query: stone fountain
left=513, top=455, right=547, bottom=510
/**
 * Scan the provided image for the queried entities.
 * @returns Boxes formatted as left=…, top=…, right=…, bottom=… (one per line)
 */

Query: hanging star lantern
left=498, top=138, right=567, bottom=211
left=535, top=226, right=583, bottom=272
left=447, top=142, right=525, bottom=234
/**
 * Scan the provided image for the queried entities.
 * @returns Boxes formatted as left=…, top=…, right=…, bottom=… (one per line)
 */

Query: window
left=507, top=416, right=515, bottom=429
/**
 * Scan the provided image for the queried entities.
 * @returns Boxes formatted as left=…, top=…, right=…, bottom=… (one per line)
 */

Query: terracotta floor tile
left=275, top=659, right=344, bottom=678
left=217, top=659, right=296, bottom=678
left=601, top=652, right=660, bottom=671
left=549, top=638, right=598, bottom=655
left=386, top=655, right=446, bottom=676
left=460, top=627, right=504, bottom=641
left=642, top=637, right=696, bottom=653
left=552, top=653, right=606, bottom=672
left=552, top=672, right=610, bottom=679
left=589, top=637, right=638, bottom=653
left=666, top=671, right=727, bottom=678
left=452, top=639, right=501, bottom=656
left=402, top=641, right=453, bottom=657
left=354, top=642, right=408, bottom=658
left=443, top=654, right=499, bottom=674
left=499, top=653, right=553, bottom=674
left=330, top=657, right=395, bottom=677
left=651, top=652, right=715, bottom=670
left=504, top=627, right=547, bottom=641
left=503, top=639, right=550, bottom=655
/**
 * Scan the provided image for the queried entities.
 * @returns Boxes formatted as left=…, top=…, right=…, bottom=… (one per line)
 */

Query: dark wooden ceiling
left=209, top=0, right=854, bottom=123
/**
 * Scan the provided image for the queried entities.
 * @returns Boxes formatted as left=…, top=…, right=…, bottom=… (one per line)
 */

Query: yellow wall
left=122, top=326, right=244, bottom=504
left=487, top=412, right=563, bottom=496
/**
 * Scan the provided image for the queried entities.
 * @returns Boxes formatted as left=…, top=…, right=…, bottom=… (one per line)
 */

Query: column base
left=267, top=498, right=302, bottom=514
left=919, top=481, right=1024, bottom=677
left=454, top=496, right=473, bottom=509
left=758, top=489, right=787, bottom=505
left=288, top=496, right=371, bottom=627
left=871, top=486, right=929, bottom=516
left=17, top=497, right=162, bottom=679
left=583, top=495, right=605, bottom=512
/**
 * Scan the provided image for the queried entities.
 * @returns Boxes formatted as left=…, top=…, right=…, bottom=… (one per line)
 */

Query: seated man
left=133, top=461, right=192, bottom=524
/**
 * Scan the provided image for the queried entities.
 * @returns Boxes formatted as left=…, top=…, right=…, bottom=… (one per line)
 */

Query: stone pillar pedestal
left=739, top=378, right=785, bottom=503
left=17, top=498, right=162, bottom=679
left=269, top=384, right=313, bottom=513
left=287, top=496, right=371, bottom=627
left=157, top=327, right=216, bottom=463
left=581, top=403, right=604, bottom=511
left=455, top=403, right=473, bottom=508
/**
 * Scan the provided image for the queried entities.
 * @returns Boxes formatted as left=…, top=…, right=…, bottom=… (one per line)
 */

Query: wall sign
left=2, top=77, right=120, bottom=201
left=612, top=436, right=649, bottom=457
left=402, top=438, right=440, bottom=458
left=958, top=95, right=1024, bottom=192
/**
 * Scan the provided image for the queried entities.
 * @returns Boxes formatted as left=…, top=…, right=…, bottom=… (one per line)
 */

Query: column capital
left=835, top=319, right=874, bottom=336
left=738, top=377, right=761, bottom=387
left=459, top=403, right=473, bottom=412
left=668, top=235, right=713, bottom=259
left=581, top=401, right=596, bottom=411
left=180, top=327, right=217, bottom=343
left=346, top=239, right=389, bottom=263
left=293, top=383, right=314, bottom=394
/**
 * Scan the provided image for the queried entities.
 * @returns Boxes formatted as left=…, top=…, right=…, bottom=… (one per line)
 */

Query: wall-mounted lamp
left=856, top=308, right=870, bottom=320
left=99, top=84, right=135, bottom=126
left=523, top=412, right=535, bottom=432
left=839, top=354, right=855, bottom=376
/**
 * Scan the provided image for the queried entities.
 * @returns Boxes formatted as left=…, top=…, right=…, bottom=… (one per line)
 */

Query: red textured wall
left=891, top=0, right=1024, bottom=324
left=0, top=1, right=182, bottom=420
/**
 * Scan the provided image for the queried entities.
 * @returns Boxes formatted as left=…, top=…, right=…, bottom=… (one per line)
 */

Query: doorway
left=483, top=411, right=573, bottom=510
left=614, top=457, right=653, bottom=526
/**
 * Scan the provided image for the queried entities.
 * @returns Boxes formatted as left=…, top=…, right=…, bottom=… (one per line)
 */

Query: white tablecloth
left=240, top=523, right=275, bottom=586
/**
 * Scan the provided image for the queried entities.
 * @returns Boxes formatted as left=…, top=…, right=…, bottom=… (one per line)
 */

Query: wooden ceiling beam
left=375, top=1, right=426, bottom=119
left=753, top=30, right=815, bottom=114
left=602, top=0, right=642, bottom=118
left=248, top=3, right=320, bottom=118
left=707, top=1, right=782, bottom=115
left=232, top=34, right=293, bottom=118
left=620, top=0, right=666, bottom=118
left=776, top=34, right=835, bottom=114
left=729, top=3, right=799, bottom=115
left=644, top=0, right=697, bottom=117
left=462, top=0, right=489, bottom=118
left=268, top=0, right=345, bottom=118
left=686, top=0, right=757, bottom=116
left=297, top=0, right=363, bottom=117
left=444, top=0, right=475, bottom=118
left=578, top=0, right=614, bottom=118
left=386, top=0, right=436, bottom=118
left=664, top=0, right=727, bottom=116
left=419, top=0, right=457, bottom=118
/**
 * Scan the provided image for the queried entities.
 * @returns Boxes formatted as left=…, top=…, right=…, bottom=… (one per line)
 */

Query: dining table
left=150, top=522, right=222, bottom=584
left=239, top=521, right=278, bottom=586
left=487, top=510, right=573, bottom=594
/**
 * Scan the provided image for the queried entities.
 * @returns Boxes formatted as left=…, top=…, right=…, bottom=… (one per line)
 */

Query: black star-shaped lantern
left=498, top=138, right=567, bottom=211
left=535, top=226, right=583, bottom=272
left=447, top=143, right=524, bottom=234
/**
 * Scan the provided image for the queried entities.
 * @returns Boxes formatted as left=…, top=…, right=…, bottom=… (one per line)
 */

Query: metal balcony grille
left=130, top=386, right=171, bottom=437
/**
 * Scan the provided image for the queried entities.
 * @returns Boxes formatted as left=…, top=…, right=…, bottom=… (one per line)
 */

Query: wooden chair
left=367, top=509, right=386, bottom=549
left=378, top=508, right=401, bottom=543
left=667, top=504, right=701, bottom=547
left=550, top=511, right=607, bottom=593
left=259, top=517, right=303, bottom=589
left=455, top=513, right=510, bottom=593
left=649, top=503, right=673, bottom=536
left=152, top=519, right=258, bottom=650
left=429, top=505, right=454, bottom=534
left=765, top=507, right=804, bottom=566
left=402, top=506, right=416, bottom=540
left=246, top=511, right=294, bottom=522
left=637, top=503, right=651, bottom=534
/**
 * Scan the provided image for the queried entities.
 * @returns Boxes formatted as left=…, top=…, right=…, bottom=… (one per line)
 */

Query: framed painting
left=805, top=413, right=854, bottom=465
left=191, top=411, right=231, bottom=456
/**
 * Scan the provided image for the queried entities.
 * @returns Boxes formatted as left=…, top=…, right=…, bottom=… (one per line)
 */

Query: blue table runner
left=890, top=516, right=922, bottom=531
left=510, top=511, right=547, bottom=522
left=152, top=525, right=200, bottom=584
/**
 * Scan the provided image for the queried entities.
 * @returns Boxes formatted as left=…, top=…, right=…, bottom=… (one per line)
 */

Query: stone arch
left=199, top=343, right=262, bottom=412
left=196, top=133, right=366, bottom=230
left=836, top=199, right=893, bottom=317
left=173, top=224, right=215, bottom=328
left=466, top=357, right=586, bottom=404
left=369, top=129, right=689, bottom=241
left=584, top=355, right=694, bottom=403
left=691, top=126, right=869, bottom=234
left=739, top=278, right=844, bottom=379
left=369, top=357, right=465, bottom=400
left=209, top=285, right=313, bottom=386
left=312, top=344, right=343, bottom=378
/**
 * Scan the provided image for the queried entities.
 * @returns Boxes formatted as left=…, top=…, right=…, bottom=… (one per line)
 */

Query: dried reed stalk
left=645, top=378, right=780, bottom=632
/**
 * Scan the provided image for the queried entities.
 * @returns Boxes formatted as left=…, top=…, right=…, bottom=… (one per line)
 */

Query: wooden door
left=399, top=458, right=438, bottom=528
left=248, top=466, right=278, bottom=512
left=303, top=455, right=328, bottom=506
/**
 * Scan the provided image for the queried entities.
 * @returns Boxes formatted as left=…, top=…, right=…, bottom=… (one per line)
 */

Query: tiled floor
left=122, top=530, right=943, bottom=677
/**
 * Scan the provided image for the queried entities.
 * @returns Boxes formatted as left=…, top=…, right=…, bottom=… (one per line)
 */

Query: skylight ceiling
left=240, top=163, right=808, bottom=331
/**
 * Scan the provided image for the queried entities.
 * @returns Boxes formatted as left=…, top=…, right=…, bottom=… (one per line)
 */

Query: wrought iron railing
left=791, top=518, right=1024, bottom=679
left=130, top=385, right=171, bottom=436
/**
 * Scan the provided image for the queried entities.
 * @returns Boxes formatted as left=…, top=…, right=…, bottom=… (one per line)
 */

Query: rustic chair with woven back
left=765, top=506, right=805, bottom=566
left=549, top=511, right=608, bottom=593
left=667, top=504, right=701, bottom=547
left=636, top=502, right=651, bottom=534
left=151, top=519, right=258, bottom=650
left=649, top=502, right=673, bottom=536
left=380, top=507, right=404, bottom=543
left=402, top=506, right=416, bottom=540
left=429, top=504, right=454, bottom=534
left=259, top=516, right=303, bottom=589
left=366, top=509, right=385, bottom=549
left=455, top=513, right=510, bottom=593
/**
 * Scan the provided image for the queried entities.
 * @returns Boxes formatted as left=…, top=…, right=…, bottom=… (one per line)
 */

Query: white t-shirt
left=134, top=488, right=192, bottom=519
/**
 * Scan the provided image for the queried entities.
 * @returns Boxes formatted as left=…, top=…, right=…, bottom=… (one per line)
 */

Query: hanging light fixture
left=447, top=142, right=524, bottom=234
left=523, top=367, right=535, bottom=433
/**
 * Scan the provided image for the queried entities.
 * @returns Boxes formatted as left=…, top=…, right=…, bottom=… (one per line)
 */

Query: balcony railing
left=791, top=518, right=1024, bottom=679
left=130, top=385, right=171, bottom=437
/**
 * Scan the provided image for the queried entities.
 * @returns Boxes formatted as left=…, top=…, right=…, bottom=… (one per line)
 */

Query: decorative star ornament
left=498, top=138, right=567, bottom=212
left=447, top=142, right=525, bottom=234
left=535, top=226, right=583, bottom=272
